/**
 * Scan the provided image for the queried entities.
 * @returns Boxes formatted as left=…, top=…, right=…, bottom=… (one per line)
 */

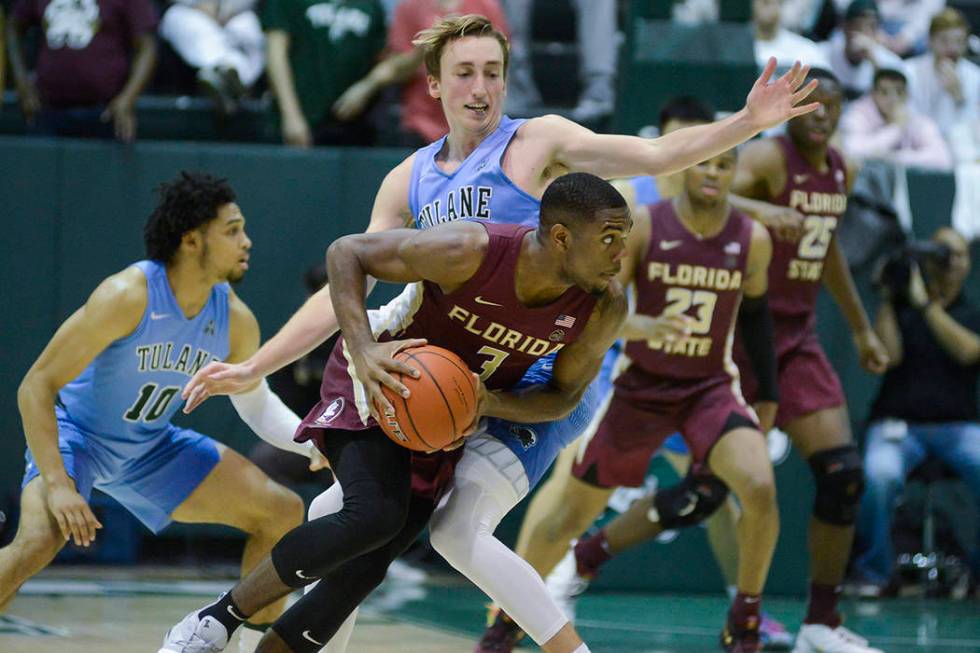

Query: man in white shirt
left=821, top=0, right=904, bottom=100
left=753, top=0, right=831, bottom=71
left=905, top=7, right=980, bottom=143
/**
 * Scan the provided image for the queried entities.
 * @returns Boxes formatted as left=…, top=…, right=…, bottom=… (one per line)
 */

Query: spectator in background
left=753, top=0, right=830, bottom=71
left=875, top=0, right=946, bottom=57
left=950, top=112, right=980, bottom=165
left=262, top=0, right=386, bottom=148
left=854, top=227, right=980, bottom=595
left=821, top=0, right=904, bottom=101
left=906, top=8, right=980, bottom=144
left=503, top=0, right=617, bottom=123
left=6, top=0, right=157, bottom=142
left=159, top=0, right=265, bottom=117
left=333, top=0, right=509, bottom=147
left=841, top=68, right=952, bottom=170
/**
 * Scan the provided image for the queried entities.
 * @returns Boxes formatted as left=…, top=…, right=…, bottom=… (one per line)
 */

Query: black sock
left=198, top=591, right=249, bottom=635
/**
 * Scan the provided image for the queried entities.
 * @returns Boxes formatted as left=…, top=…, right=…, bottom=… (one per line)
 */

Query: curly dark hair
left=143, top=171, right=236, bottom=263
left=539, top=172, right=627, bottom=234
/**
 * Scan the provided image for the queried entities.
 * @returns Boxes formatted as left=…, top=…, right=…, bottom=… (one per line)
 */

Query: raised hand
left=745, top=58, right=821, bottom=132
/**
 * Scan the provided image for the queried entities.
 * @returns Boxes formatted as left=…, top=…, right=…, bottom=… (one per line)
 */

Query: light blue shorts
left=22, top=415, right=220, bottom=533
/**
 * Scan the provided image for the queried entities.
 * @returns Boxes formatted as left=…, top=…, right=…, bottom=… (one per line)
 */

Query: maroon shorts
left=570, top=368, right=758, bottom=488
left=736, top=328, right=844, bottom=428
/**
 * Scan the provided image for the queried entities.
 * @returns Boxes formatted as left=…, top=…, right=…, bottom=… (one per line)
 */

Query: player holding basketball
left=161, top=172, right=630, bottom=653
left=175, top=14, right=819, bottom=652
left=1, top=172, right=318, bottom=652
left=541, top=70, right=890, bottom=653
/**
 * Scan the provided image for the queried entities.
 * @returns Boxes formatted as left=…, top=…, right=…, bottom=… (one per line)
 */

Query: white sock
left=573, top=644, right=591, bottom=653
left=238, top=626, right=263, bottom=653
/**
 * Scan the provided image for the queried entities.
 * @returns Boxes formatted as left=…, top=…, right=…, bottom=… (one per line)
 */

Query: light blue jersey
left=408, top=117, right=616, bottom=488
left=24, top=260, right=230, bottom=532
left=409, top=116, right=540, bottom=229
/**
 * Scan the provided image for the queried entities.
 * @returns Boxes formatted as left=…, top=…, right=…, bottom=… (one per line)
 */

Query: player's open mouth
left=701, top=185, right=720, bottom=196
left=465, top=103, right=489, bottom=114
left=239, top=257, right=249, bottom=270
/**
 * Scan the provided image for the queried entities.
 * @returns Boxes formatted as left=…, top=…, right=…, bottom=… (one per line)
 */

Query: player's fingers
left=53, top=510, right=70, bottom=542
left=386, top=359, right=421, bottom=379
left=183, top=385, right=208, bottom=413
left=64, top=511, right=84, bottom=546
left=756, top=57, right=776, bottom=86
left=788, top=101, right=821, bottom=118
left=377, top=369, right=410, bottom=398
left=791, top=79, right=819, bottom=105
left=371, top=386, right=396, bottom=418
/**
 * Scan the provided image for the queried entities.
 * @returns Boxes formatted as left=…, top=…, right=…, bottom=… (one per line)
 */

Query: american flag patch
left=554, top=314, right=576, bottom=328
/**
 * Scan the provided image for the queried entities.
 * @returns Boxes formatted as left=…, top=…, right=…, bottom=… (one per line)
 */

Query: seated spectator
left=503, top=0, right=616, bottom=123
left=333, top=0, right=509, bottom=147
left=159, top=0, right=265, bottom=116
left=905, top=8, right=980, bottom=144
left=7, top=0, right=158, bottom=142
left=841, top=68, right=952, bottom=170
left=854, top=227, right=980, bottom=594
left=875, top=0, right=946, bottom=57
left=262, top=0, right=386, bottom=148
left=752, top=0, right=830, bottom=71
left=821, top=0, right=904, bottom=101
left=950, top=114, right=980, bottom=165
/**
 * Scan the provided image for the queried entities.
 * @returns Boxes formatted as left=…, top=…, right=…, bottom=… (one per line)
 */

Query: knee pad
left=809, top=444, right=864, bottom=526
left=650, top=473, right=729, bottom=529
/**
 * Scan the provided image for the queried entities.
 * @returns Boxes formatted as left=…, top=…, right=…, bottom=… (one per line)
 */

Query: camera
left=876, top=239, right=952, bottom=301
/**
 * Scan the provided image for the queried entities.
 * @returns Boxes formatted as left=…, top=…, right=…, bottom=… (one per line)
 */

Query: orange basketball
left=374, top=345, right=479, bottom=452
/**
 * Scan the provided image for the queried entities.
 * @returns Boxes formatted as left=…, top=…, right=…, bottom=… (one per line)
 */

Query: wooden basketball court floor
left=2, top=566, right=979, bottom=652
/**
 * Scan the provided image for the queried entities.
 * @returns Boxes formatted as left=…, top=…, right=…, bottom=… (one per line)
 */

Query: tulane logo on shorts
left=510, top=424, right=537, bottom=450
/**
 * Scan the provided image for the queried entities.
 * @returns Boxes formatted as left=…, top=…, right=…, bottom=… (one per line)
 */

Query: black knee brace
left=809, top=444, right=864, bottom=526
left=651, top=472, right=730, bottom=529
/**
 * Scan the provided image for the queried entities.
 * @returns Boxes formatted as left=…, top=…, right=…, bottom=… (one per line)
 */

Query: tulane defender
left=1, top=172, right=320, bottom=653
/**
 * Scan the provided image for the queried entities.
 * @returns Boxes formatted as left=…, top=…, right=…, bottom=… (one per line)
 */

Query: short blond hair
left=929, top=7, right=969, bottom=37
left=412, top=14, right=510, bottom=79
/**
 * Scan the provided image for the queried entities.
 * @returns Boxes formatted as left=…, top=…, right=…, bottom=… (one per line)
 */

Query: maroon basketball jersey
left=624, top=200, right=754, bottom=381
left=767, top=135, right=848, bottom=320
left=306, top=222, right=599, bottom=433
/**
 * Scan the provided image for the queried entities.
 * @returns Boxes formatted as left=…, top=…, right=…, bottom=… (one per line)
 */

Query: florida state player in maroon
left=159, top=172, right=628, bottom=653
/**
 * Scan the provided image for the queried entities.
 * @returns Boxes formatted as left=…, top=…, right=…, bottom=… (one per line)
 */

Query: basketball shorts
left=736, top=330, right=845, bottom=428
left=571, top=370, right=758, bottom=489
left=484, top=343, right=622, bottom=489
left=22, top=414, right=220, bottom=533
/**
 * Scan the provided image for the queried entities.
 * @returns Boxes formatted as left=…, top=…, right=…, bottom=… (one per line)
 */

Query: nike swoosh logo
left=295, top=569, right=317, bottom=580
left=793, top=174, right=810, bottom=184
left=226, top=605, right=246, bottom=621
left=302, top=630, right=325, bottom=646
left=150, top=312, right=170, bottom=320
left=474, top=296, right=503, bottom=307
left=659, top=240, right=682, bottom=250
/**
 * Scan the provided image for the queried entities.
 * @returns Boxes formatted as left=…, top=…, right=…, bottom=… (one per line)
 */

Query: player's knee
left=809, top=444, right=864, bottom=526
left=651, top=474, right=730, bottom=529
left=734, top=473, right=777, bottom=514
left=256, top=484, right=305, bottom=535
left=429, top=517, right=477, bottom=564
left=10, top=524, right=64, bottom=571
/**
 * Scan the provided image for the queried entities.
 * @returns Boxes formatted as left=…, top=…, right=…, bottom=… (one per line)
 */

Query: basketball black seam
left=406, top=351, right=458, bottom=440
left=420, top=350, right=477, bottom=447
left=395, top=369, right=430, bottom=449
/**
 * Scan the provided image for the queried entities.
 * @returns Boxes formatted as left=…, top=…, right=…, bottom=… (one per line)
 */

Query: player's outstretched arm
left=16, top=267, right=146, bottom=546
left=483, top=283, right=629, bottom=423
left=181, top=155, right=417, bottom=412
left=544, top=59, right=819, bottom=180
left=327, top=221, right=489, bottom=418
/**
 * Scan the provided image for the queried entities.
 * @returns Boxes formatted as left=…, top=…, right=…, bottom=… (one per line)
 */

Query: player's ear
left=549, top=223, right=572, bottom=252
left=427, top=74, right=441, bottom=100
left=180, top=228, right=203, bottom=253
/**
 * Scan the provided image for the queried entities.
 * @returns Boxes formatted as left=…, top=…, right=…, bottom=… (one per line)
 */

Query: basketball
left=374, top=345, right=479, bottom=452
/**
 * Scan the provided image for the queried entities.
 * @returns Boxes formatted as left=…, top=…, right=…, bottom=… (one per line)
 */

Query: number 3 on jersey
left=123, top=383, right=181, bottom=422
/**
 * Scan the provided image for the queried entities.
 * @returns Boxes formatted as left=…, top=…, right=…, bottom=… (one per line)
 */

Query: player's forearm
left=824, top=239, right=872, bottom=334
left=229, top=380, right=313, bottom=457
left=17, top=378, right=71, bottom=486
left=6, top=22, right=31, bottom=91
left=117, top=35, right=157, bottom=103
left=326, top=237, right=375, bottom=348
left=266, top=32, right=304, bottom=120
left=482, top=384, right=582, bottom=423
left=649, top=109, right=760, bottom=176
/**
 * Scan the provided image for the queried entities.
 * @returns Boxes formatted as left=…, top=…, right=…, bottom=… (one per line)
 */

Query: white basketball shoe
left=544, top=545, right=591, bottom=622
left=158, top=605, right=230, bottom=653
left=792, top=623, right=885, bottom=653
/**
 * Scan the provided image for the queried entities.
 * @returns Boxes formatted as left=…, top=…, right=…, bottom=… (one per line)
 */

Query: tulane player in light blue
left=1, top=172, right=320, bottom=652
left=174, top=14, right=821, bottom=653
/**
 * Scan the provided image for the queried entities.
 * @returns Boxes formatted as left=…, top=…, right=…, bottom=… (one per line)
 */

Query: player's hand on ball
left=353, top=338, right=427, bottom=421
left=182, top=360, right=261, bottom=413
left=46, top=480, right=103, bottom=547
